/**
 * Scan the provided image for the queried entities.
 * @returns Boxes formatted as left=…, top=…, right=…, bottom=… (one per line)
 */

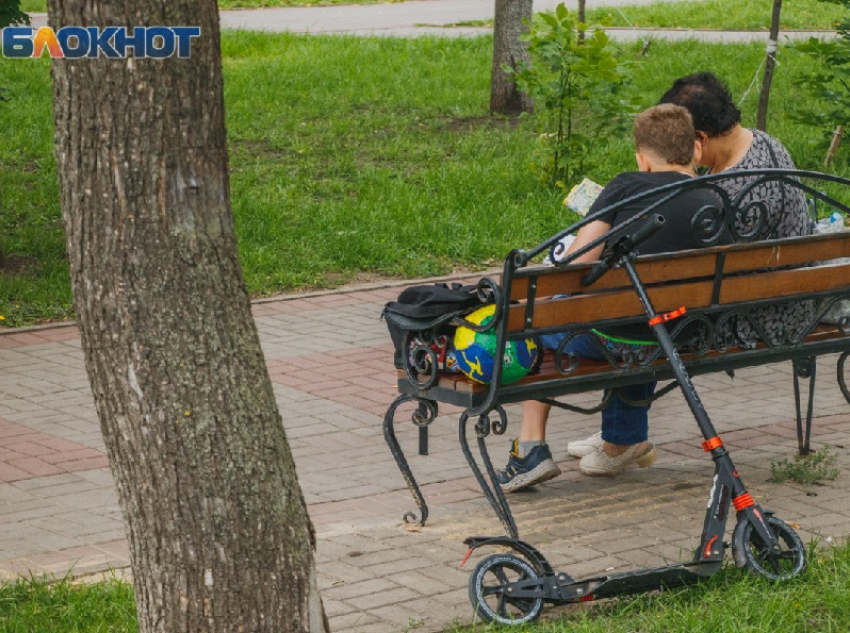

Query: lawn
left=586, top=0, right=845, bottom=31
left=1, top=31, right=849, bottom=326
left=439, top=0, right=846, bottom=31
left=0, top=575, right=137, bottom=633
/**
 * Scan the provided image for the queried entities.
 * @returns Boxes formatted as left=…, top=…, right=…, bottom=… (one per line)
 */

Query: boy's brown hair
left=633, top=103, right=695, bottom=166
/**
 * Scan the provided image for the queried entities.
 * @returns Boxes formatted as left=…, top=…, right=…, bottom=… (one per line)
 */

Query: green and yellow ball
left=453, top=305, right=538, bottom=385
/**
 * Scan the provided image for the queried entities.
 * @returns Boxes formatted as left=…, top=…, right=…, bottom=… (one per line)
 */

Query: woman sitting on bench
left=497, top=103, right=732, bottom=491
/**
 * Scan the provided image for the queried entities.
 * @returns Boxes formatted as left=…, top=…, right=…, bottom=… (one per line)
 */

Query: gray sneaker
left=566, top=431, right=603, bottom=458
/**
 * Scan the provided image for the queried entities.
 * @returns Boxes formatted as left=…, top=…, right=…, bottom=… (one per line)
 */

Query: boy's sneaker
left=566, top=431, right=603, bottom=458
left=496, top=439, right=562, bottom=493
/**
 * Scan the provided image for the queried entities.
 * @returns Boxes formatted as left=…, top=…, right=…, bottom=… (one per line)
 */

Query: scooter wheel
left=732, top=515, right=807, bottom=580
left=468, top=553, right=544, bottom=625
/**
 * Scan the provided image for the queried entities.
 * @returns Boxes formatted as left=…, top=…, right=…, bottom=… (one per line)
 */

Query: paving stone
left=327, top=611, right=381, bottom=633
left=321, top=577, right=398, bottom=602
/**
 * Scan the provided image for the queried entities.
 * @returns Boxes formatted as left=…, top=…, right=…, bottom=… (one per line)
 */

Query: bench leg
left=383, top=394, right=438, bottom=528
left=793, top=357, right=816, bottom=455
left=458, top=408, right=519, bottom=539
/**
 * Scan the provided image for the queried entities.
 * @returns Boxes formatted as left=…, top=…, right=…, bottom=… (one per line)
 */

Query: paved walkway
left=2, top=275, right=850, bottom=632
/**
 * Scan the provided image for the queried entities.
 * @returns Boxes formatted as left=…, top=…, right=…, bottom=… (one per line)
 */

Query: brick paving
left=2, top=277, right=850, bottom=632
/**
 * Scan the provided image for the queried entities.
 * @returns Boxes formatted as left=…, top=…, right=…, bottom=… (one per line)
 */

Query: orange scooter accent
left=733, top=493, right=755, bottom=512
left=702, top=436, right=723, bottom=452
left=648, top=306, right=686, bottom=327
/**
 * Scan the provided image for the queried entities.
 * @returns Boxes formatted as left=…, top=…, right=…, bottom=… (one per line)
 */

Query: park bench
left=382, top=169, right=850, bottom=539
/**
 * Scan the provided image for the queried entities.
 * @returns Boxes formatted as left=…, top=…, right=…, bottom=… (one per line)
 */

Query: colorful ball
left=453, top=305, right=538, bottom=385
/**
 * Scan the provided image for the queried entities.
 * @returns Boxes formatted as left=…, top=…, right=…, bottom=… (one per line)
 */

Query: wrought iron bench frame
left=383, top=169, right=850, bottom=539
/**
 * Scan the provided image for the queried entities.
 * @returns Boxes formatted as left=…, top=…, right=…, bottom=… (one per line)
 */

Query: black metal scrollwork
left=692, top=203, right=727, bottom=247
left=383, top=394, right=439, bottom=528
left=838, top=352, right=850, bottom=406
left=733, top=198, right=770, bottom=241
left=411, top=398, right=438, bottom=427
left=471, top=406, right=509, bottom=438
left=404, top=330, right=440, bottom=389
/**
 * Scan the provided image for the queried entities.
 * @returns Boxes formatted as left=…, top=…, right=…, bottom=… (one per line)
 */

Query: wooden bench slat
left=508, top=261, right=850, bottom=332
left=510, top=231, right=850, bottom=301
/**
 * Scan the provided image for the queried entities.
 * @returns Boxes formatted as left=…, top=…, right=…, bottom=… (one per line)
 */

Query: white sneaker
left=579, top=442, right=657, bottom=477
left=566, top=431, right=603, bottom=458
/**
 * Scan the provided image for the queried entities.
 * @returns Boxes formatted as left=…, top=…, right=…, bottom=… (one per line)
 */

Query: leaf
left=555, top=2, right=569, bottom=21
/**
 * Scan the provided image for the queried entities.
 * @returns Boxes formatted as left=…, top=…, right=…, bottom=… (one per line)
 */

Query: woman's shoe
left=566, top=431, right=603, bottom=458
left=579, top=442, right=656, bottom=476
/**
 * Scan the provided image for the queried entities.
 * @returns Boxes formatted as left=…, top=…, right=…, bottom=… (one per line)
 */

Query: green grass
left=0, top=575, right=137, bottom=632
left=456, top=540, right=850, bottom=632
left=586, top=0, right=845, bottom=31
left=18, top=0, right=45, bottom=12
left=770, top=446, right=841, bottom=485
left=18, top=0, right=847, bottom=26
left=2, top=32, right=850, bottom=326
left=4, top=542, right=850, bottom=632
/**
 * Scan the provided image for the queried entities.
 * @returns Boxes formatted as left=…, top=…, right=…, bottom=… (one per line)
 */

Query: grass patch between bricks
left=770, top=446, right=841, bottom=486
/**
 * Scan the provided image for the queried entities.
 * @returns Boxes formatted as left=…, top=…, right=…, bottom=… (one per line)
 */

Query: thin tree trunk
left=47, top=2, right=328, bottom=631
left=491, top=0, right=534, bottom=115
left=757, top=0, right=782, bottom=131
left=825, top=125, right=845, bottom=166
left=578, top=0, right=586, bottom=44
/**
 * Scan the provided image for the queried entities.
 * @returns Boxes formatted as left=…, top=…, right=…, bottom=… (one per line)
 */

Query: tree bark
left=47, top=2, right=328, bottom=632
left=578, top=0, right=586, bottom=44
left=757, top=0, right=782, bottom=132
left=491, top=0, right=534, bottom=115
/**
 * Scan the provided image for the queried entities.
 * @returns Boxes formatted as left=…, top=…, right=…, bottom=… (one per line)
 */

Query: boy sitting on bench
left=498, top=103, right=731, bottom=491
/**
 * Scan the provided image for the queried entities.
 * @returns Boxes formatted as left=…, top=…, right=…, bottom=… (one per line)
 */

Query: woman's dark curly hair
left=659, top=72, right=740, bottom=138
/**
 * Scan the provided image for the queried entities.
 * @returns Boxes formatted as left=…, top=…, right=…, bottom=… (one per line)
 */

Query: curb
left=0, top=268, right=500, bottom=335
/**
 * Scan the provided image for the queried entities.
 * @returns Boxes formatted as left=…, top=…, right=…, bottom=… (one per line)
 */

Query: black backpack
left=382, top=282, right=490, bottom=370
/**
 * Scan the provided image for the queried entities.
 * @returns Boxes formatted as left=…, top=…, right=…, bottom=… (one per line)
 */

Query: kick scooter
left=463, top=215, right=808, bottom=625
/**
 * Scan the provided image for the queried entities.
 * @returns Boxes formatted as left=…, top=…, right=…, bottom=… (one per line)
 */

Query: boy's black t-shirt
left=584, top=171, right=731, bottom=344
left=589, top=171, right=727, bottom=254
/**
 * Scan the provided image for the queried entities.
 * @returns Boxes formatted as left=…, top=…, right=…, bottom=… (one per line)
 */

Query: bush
left=509, top=3, right=639, bottom=190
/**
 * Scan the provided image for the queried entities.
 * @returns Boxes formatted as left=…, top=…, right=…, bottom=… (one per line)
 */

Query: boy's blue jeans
left=540, top=332, right=656, bottom=446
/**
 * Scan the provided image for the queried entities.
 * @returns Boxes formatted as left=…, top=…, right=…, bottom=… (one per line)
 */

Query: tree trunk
left=825, top=125, right=845, bottom=166
left=578, top=0, right=586, bottom=43
left=757, top=0, right=782, bottom=131
left=47, top=2, right=328, bottom=632
left=491, top=0, right=534, bottom=115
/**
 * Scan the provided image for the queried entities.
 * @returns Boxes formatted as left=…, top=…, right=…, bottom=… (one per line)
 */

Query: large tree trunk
left=491, top=0, right=534, bottom=115
left=47, top=2, right=328, bottom=632
left=757, top=0, right=782, bottom=131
